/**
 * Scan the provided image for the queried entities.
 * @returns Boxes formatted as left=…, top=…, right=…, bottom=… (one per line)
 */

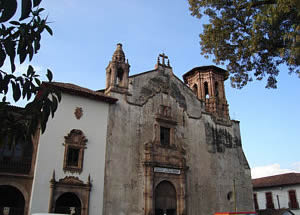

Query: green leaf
left=46, top=69, right=53, bottom=82
left=0, top=0, right=17, bottom=23
left=56, top=91, right=61, bottom=102
left=0, top=45, right=6, bottom=67
left=22, top=81, right=30, bottom=99
left=37, top=8, right=45, bottom=13
left=20, top=0, right=32, bottom=21
left=12, top=82, right=21, bottom=102
left=9, top=21, right=20, bottom=25
left=34, top=39, right=40, bottom=53
left=19, top=50, right=27, bottom=64
left=45, top=25, right=53, bottom=36
left=50, top=95, right=58, bottom=118
left=34, top=78, right=41, bottom=86
left=3, top=40, right=16, bottom=72
left=33, top=0, right=42, bottom=7
left=27, top=65, right=34, bottom=76
left=28, top=43, right=34, bottom=61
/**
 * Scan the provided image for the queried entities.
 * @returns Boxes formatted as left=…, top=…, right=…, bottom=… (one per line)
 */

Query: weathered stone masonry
left=103, top=44, right=253, bottom=215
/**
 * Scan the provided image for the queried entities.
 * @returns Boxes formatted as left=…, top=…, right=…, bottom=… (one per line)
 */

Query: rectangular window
left=266, top=192, right=274, bottom=209
left=253, top=193, right=259, bottom=210
left=289, top=190, right=299, bottom=209
left=160, top=127, right=170, bottom=146
left=67, top=148, right=80, bottom=167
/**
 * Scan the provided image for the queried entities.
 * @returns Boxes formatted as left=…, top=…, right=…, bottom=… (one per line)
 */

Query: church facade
left=0, top=44, right=254, bottom=215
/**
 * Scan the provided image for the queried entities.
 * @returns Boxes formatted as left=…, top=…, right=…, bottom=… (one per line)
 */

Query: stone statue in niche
left=74, top=107, right=83, bottom=119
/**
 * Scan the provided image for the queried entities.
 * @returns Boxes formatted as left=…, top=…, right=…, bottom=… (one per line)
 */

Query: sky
left=4, top=0, right=300, bottom=178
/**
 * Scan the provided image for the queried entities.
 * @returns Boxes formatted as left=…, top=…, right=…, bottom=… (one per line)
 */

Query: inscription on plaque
left=154, top=167, right=180, bottom=175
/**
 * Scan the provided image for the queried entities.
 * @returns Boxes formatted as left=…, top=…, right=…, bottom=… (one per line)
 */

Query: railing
left=0, top=206, right=24, bottom=215
left=0, top=158, right=31, bottom=174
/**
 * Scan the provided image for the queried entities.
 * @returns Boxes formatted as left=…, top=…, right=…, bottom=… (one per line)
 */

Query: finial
left=87, top=174, right=91, bottom=186
left=50, top=169, right=56, bottom=182
left=157, top=56, right=160, bottom=65
left=167, top=59, right=170, bottom=67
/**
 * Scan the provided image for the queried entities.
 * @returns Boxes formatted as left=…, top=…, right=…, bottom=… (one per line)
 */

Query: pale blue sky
left=9, top=0, right=300, bottom=177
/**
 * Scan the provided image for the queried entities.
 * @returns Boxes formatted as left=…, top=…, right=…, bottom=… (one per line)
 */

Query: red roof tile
left=252, top=173, right=300, bottom=189
left=42, top=82, right=117, bottom=104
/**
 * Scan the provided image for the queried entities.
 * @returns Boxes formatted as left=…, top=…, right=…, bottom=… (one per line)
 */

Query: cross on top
left=157, top=53, right=171, bottom=67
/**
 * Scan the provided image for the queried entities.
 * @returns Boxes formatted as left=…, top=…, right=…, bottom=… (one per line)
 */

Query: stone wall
left=103, top=65, right=253, bottom=215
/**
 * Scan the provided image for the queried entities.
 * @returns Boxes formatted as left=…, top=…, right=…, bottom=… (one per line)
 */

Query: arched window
left=116, top=68, right=124, bottom=85
left=204, top=82, right=209, bottom=99
left=192, top=84, right=198, bottom=97
left=215, top=81, right=219, bottom=97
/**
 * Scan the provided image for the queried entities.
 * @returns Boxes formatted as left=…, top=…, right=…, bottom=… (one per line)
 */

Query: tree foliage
left=0, top=0, right=60, bottom=146
left=189, top=0, right=300, bottom=88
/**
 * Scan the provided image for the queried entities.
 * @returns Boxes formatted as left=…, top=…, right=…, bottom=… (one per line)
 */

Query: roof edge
left=182, top=65, right=229, bottom=82
left=42, top=82, right=118, bottom=104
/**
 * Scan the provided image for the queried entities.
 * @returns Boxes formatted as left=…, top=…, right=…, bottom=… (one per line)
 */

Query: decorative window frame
left=63, top=129, right=87, bottom=174
left=154, top=105, right=177, bottom=148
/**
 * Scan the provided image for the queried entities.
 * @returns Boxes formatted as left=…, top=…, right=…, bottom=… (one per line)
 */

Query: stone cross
left=159, top=53, right=168, bottom=65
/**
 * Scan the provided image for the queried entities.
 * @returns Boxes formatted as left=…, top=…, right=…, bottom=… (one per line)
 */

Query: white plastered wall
left=29, top=93, right=110, bottom=215
left=254, top=184, right=300, bottom=215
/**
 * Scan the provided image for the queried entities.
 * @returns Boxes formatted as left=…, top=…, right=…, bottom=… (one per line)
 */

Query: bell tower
left=105, top=43, right=130, bottom=95
left=183, top=66, right=230, bottom=120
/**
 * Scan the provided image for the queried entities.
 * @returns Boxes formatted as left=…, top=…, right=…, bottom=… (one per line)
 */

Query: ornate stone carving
left=205, top=122, right=239, bottom=153
left=64, top=129, right=87, bottom=146
left=48, top=174, right=92, bottom=215
left=74, top=107, right=83, bottom=119
left=58, top=176, right=84, bottom=185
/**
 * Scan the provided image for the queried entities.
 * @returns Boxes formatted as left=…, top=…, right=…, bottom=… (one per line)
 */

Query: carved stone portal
left=48, top=172, right=91, bottom=215
left=144, top=109, right=187, bottom=215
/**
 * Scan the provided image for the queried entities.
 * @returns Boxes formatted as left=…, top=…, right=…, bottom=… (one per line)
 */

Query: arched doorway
left=0, top=185, right=25, bottom=215
left=155, top=181, right=177, bottom=215
left=55, top=192, right=81, bottom=215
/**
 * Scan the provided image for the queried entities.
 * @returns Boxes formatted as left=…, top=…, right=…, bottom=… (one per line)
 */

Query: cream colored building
left=0, top=44, right=254, bottom=215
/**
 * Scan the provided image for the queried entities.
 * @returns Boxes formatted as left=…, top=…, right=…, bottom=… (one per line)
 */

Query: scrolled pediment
left=58, top=176, right=84, bottom=185
left=64, top=129, right=88, bottom=145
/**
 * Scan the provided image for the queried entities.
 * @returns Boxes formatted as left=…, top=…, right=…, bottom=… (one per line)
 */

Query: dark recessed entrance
left=0, top=185, right=25, bottom=215
left=55, top=192, right=81, bottom=215
left=155, top=181, right=177, bottom=215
